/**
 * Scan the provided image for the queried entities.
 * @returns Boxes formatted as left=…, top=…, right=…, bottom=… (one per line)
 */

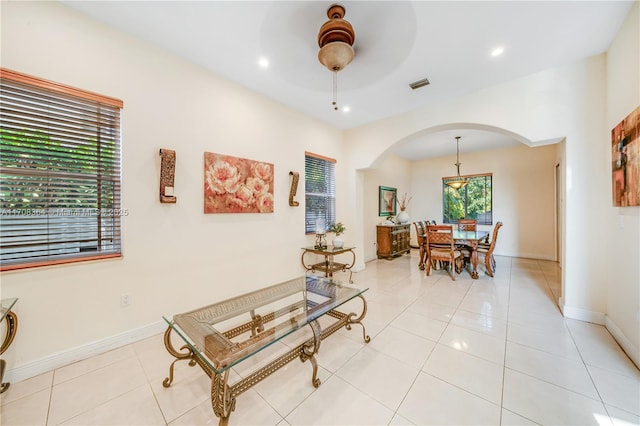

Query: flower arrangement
left=397, top=193, right=412, bottom=211
left=329, top=222, right=346, bottom=235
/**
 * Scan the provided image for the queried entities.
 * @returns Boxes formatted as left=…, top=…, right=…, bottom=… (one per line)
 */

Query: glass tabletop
left=0, top=298, right=17, bottom=319
left=452, top=230, right=489, bottom=241
left=302, top=246, right=355, bottom=254
left=163, top=275, right=367, bottom=373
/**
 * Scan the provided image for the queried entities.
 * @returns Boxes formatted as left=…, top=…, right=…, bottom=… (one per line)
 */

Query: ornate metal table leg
left=162, top=326, right=196, bottom=388
left=301, top=250, right=314, bottom=274
left=469, top=242, right=480, bottom=279
left=300, top=319, right=322, bottom=387
left=326, top=254, right=334, bottom=278
left=249, top=310, right=265, bottom=336
left=0, top=310, right=18, bottom=393
left=345, top=249, right=356, bottom=283
left=211, top=370, right=234, bottom=426
left=346, top=295, right=371, bottom=343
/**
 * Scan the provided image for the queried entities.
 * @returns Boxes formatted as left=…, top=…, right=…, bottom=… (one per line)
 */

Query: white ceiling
left=60, top=0, right=634, bottom=159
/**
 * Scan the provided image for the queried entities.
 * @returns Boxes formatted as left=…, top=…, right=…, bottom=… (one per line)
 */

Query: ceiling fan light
left=318, top=42, right=355, bottom=71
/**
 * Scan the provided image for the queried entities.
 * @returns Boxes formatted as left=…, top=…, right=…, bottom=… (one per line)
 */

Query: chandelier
left=317, top=4, right=355, bottom=110
left=445, top=136, right=469, bottom=190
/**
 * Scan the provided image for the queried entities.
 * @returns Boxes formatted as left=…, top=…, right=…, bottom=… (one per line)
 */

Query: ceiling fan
left=316, top=3, right=355, bottom=110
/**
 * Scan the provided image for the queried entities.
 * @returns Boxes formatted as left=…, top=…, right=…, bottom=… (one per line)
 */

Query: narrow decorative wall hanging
left=611, top=105, right=639, bottom=207
left=289, top=171, right=300, bottom=206
left=159, top=149, right=177, bottom=203
left=204, top=152, right=274, bottom=213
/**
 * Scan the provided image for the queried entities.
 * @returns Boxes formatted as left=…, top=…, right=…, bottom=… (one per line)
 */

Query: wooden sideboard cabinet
left=376, top=224, right=411, bottom=259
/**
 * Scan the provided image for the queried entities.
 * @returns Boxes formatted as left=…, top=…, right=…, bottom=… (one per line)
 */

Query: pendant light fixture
left=317, top=4, right=355, bottom=111
left=445, top=136, right=469, bottom=190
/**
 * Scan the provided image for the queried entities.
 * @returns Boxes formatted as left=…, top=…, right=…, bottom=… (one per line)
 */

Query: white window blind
left=0, top=69, right=123, bottom=270
left=304, top=152, right=336, bottom=234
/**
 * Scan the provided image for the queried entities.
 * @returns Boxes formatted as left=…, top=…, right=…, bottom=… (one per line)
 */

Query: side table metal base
left=0, top=359, right=9, bottom=393
left=0, top=308, right=18, bottom=394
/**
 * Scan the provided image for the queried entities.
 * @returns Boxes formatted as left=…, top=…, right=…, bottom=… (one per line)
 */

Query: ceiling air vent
left=409, top=78, right=430, bottom=90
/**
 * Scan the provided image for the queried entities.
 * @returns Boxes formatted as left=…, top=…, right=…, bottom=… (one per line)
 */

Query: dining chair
left=456, top=219, right=477, bottom=256
left=425, top=225, right=464, bottom=280
left=416, top=220, right=443, bottom=271
left=413, top=221, right=427, bottom=267
left=413, top=220, right=426, bottom=240
left=476, top=221, right=503, bottom=277
left=457, top=219, right=477, bottom=231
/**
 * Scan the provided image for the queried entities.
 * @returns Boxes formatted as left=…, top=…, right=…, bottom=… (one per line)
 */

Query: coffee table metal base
left=162, top=295, right=369, bottom=426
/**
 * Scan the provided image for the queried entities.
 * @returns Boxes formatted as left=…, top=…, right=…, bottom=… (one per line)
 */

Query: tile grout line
left=535, top=258, right=614, bottom=415
left=498, top=255, right=513, bottom=425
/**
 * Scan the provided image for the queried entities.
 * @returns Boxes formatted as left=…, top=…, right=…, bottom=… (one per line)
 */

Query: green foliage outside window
left=442, top=174, right=492, bottom=225
left=0, top=128, right=116, bottom=210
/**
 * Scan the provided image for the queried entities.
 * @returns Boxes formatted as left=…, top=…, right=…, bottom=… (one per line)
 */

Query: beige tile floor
left=1, top=252, right=639, bottom=425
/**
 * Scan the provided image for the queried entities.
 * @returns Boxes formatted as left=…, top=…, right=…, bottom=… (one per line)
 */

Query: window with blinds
left=304, top=152, right=336, bottom=234
left=0, top=69, right=123, bottom=271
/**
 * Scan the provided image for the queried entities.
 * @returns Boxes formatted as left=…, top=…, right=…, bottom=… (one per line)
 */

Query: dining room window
left=0, top=68, right=123, bottom=271
left=442, top=173, right=492, bottom=225
left=304, top=152, right=335, bottom=234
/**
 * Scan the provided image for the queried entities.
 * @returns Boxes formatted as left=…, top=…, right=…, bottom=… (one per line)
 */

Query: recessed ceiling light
left=258, top=57, right=269, bottom=68
left=342, top=106, right=351, bottom=113
left=491, top=47, right=504, bottom=57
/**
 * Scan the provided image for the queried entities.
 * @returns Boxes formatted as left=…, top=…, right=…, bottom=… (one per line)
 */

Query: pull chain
left=332, top=71, right=338, bottom=111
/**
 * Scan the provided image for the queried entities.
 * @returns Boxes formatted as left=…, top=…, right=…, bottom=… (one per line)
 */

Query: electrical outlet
left=120, top=293, right=131, bottom=307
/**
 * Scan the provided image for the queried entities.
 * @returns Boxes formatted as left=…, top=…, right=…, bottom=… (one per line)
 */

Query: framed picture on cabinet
left=379, top=186, right=397, bottom=216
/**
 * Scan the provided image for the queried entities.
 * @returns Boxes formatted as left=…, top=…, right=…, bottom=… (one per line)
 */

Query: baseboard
left=605, top=316, right=640, bottom=369
left=561, top=302, right=606, bottom=325
left=6, top=320, right=166, bottom=383
left=559, top=301, right=639, bottom=369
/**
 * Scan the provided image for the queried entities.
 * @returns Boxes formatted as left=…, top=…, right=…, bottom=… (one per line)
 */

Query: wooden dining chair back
left=458, top=219, right=477, bottom=231
left=414, top=221, right=428, bottom=267
left=477, top=221, right=503, bottom=277
left=425, top=225, right=463, bottom=280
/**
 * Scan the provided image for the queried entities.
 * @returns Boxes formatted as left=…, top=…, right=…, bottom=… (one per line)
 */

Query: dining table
left=418, top=229, right=489, bottom=279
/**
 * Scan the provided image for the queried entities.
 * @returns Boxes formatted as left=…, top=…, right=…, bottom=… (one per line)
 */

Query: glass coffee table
left=162, top=275, right=369, bottom=425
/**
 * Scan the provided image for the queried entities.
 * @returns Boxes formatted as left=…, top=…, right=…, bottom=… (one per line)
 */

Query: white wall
left=361, top=155, right=412, bottom=262
left=0, top=2, right=349, bottom=380
left=604, top=2, right=640, bottom=365
left=409, top=144, right=558, bottom=260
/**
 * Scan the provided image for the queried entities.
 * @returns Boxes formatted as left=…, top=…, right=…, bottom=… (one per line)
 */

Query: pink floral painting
left=204, top=152, right=274, bottom=213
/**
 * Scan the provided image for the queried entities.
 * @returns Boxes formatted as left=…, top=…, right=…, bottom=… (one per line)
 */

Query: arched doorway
left=354, top=123, right=563, bottom=273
